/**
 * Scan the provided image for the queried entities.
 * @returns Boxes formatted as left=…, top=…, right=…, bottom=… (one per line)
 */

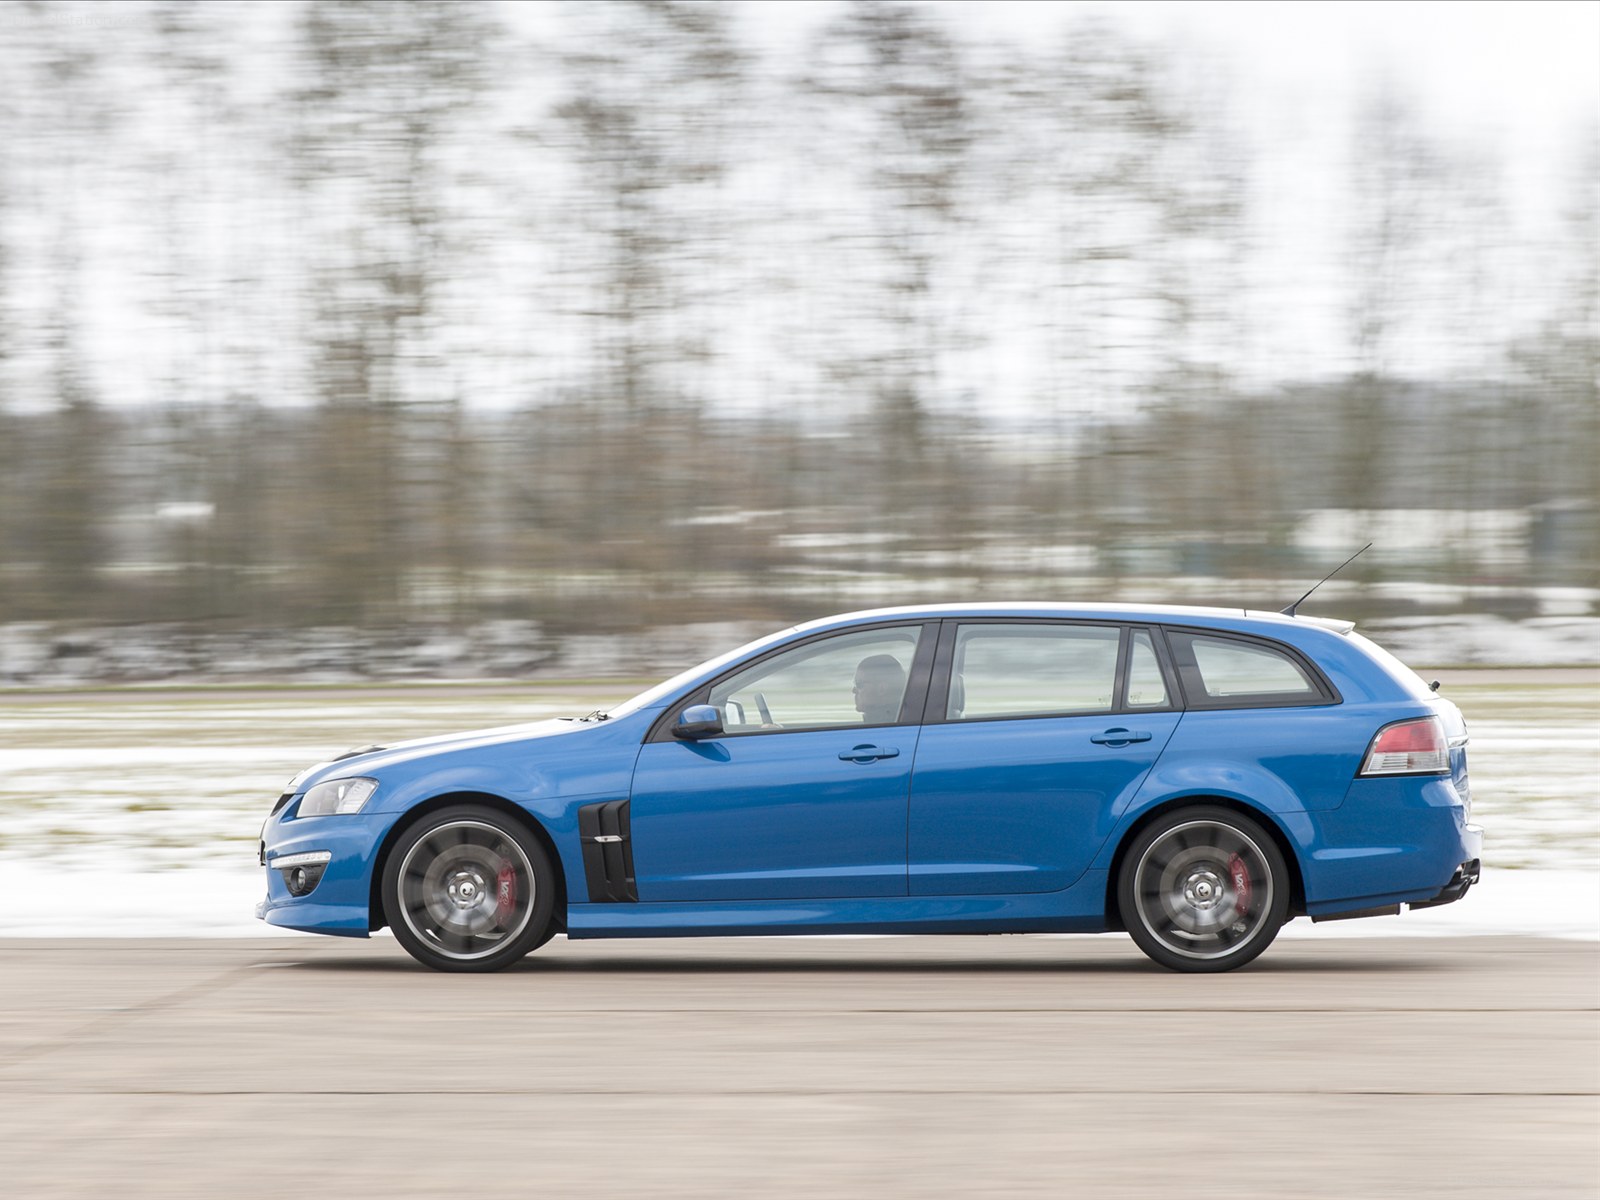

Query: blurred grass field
left=0, top=673, right=1594, bottom=873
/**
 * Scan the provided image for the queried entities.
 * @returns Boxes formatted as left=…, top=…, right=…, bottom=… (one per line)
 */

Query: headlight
left=297, top=777, right=378, bottom=817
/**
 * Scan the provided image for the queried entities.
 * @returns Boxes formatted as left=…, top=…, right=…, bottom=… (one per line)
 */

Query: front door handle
left=839, top=744, right=900, bottom=763
left=1090, top=728, right=1153, bottom=746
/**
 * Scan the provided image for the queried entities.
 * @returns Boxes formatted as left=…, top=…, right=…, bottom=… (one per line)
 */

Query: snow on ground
left=0, top=679, right=1593, bottom=941
left=1, top=611, right=1596, bottom=687
left=0, top=862, right=1591, bottom=941
left=1275, top=870, right=1598, bottom=941
left=1364, top=614, right=1600, bottom=668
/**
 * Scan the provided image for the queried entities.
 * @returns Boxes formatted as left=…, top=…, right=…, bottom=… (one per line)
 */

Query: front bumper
left=256, top=807, right=399, bottom=937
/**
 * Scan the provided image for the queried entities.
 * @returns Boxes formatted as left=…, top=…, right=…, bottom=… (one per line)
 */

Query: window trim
left=923, top=619, right=1181, bottom=727
left=1160, top=625, right=1341, bottom=711
left=644, top=620, right=942, bottom=743
left=643, top=616, right=1338, bottom=741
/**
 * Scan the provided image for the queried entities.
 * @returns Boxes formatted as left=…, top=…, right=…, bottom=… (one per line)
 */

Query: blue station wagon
left=257, top=604, right=1483, bottom=972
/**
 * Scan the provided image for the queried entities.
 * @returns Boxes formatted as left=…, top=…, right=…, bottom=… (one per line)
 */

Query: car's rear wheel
left=382, top=805, right=555, bottom=973
left=1117, top=805, right=1289, bottom=973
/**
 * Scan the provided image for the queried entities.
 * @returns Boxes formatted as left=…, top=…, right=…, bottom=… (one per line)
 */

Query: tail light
left=1359, top=716, right=1450, bottom=776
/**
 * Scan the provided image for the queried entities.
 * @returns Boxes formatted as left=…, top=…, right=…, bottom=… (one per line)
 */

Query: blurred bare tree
left=536, top=0, right=747, bottom=599
left=288, top=0, right=499, bottom=624
left=804, top=2, right=974, bottom=535
left=0, top=0, right=1592, bottom=643
left=5, top=10, right=115, bottom=619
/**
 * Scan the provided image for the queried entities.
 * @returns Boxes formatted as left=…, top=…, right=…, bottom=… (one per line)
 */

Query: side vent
left=578, top=799, right=638, bottom=903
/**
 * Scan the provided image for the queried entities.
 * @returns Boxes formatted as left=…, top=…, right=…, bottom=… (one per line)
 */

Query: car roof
left=791, top=602, right=1354, bottom=637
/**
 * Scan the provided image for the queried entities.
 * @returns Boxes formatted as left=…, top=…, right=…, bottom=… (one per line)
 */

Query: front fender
left=365, top=738, right=647, bottom=907
left=369, top=761, right=552, bottom=816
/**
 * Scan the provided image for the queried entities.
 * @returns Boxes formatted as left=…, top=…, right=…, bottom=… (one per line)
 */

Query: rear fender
left=1097, top=793, right=1310, bottom=926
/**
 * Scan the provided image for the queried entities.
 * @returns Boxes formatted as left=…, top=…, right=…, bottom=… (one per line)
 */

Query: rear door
left=908, top=621, right=1181, bottom=896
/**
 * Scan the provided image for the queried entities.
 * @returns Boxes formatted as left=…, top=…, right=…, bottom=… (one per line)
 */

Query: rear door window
left=947, top=623, right=1122, bottom=721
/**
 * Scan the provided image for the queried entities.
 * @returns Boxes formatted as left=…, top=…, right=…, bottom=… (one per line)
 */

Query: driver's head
left=853, top=654, right=906, bottom=723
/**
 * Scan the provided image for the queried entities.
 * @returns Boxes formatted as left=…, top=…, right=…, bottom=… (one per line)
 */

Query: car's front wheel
left=382, top=804, right=556, bottom=973
left=1117, top=805, right=1290, bottom=973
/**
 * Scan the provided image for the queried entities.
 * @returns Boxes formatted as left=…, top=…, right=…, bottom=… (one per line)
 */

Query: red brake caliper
left=1228, top=853, right=1252, bottom=919
left=495, top=860, right=518, bottom=926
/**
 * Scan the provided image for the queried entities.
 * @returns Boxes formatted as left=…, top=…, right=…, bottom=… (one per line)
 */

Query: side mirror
left=673, top=704, right=724, bottom=740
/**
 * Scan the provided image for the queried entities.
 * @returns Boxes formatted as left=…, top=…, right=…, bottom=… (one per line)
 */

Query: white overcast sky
left=726, top=0, right=1599, bottom=217
left=736, top=1, right=1599, bottom=131
left=15, top=0, right=1597, bottom=410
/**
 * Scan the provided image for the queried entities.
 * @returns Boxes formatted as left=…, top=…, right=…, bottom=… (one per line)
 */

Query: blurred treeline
left=0, top=0, right=1594, bottom=634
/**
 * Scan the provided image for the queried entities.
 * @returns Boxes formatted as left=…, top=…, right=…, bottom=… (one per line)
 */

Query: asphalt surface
left=0, top=934, right=1594, bottom=1198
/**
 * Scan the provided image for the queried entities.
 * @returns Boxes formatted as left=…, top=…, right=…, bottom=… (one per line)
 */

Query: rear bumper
left=1300, top=779, right=1482, bottom=916
left=1408, top=851, right=1482, bottom=911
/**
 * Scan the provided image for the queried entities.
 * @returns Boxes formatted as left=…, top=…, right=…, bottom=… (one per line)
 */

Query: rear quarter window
left=1165, top=629, right=1336, bottom=709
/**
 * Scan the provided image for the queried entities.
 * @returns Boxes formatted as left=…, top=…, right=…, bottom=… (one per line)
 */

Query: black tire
left=382, top=804, right=556, bottom=973
left=1117, top=805, right=1290, bottom=973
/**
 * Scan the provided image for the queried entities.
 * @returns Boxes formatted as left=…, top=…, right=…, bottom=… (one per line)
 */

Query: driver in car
left=853, top=654, right=907, bottom=725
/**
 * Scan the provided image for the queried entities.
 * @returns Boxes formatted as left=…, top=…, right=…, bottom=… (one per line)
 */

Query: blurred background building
left=0, top=0, right=1594, bottom=681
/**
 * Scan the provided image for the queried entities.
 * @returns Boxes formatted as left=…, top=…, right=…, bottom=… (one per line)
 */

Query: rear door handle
left=839, top=744, right=900, bottom=763
left=1090, top=728, right=1153, bottom=746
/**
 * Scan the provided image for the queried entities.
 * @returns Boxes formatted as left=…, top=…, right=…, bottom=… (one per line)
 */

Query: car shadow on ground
left=269, top=947, right=1435, bottom=976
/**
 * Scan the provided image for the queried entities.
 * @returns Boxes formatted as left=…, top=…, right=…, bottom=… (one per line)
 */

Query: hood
left=287, top=717, right=595, bottom=793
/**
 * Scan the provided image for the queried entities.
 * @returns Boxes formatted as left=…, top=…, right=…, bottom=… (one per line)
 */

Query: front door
left=630, top=624, right=933, bottom=902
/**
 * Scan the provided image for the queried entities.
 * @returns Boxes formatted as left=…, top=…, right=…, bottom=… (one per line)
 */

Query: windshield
left=604, top=624, right=803, bottom=718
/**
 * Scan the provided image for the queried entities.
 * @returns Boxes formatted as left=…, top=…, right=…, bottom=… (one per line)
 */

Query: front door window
left=709, top=626, right=925, bottom=732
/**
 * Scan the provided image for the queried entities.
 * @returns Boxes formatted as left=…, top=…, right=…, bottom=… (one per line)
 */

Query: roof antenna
left=1280, top=543, right=1373, bottom=617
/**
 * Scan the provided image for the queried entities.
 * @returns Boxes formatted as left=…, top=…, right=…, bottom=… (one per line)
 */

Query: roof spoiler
left=1295, top=615, right=1356, bottom=635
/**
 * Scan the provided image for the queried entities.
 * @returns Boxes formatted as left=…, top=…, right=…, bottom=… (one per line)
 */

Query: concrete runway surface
left=0, top=934, right=1594, bottom=1198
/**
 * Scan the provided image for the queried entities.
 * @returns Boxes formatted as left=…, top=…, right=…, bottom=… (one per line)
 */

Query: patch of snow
left=0, top=861, right=1590, bottom=941
left=0, top=864, right=297, bottom=938
left=1366, top=615, right=1600, bottom=666
left=1277, top=869, right=1599, bottom=940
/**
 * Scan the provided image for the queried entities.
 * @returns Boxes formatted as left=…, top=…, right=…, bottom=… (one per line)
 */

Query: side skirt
left=566, top=871, right=1111, bottom=939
